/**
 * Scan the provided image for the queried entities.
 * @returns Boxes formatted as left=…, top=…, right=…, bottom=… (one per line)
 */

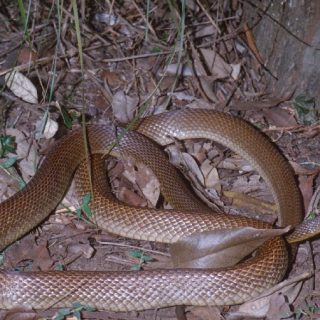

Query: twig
left=101, top=50, right=174, bottom=62
left=195, top=0, right=221, bottom=34
left=96, top=241, right=170, bottom=257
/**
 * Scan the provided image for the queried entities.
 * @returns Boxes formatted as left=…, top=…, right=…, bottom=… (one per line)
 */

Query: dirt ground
left=0, top=1, right=320, bottom=320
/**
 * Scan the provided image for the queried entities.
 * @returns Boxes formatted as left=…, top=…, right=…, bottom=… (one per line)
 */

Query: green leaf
left=82, top=203, right=92, bottom=217
left=306, top=211, right=317, bottom=220
left=81, top=193, right=92, bottom=217
left=293, top=94, right=318, bottom=125
left=61, top=106, right=74, bottom=129
left=82, top=193, right=91, bottom=206
left=75, top=193, right=93, bottom=221
left=151, top=47, right=162, bottom=53
left=17, top=0, right=28, bottom=30
left=72, top=302, right=96, bottom=312
left=75, top=208, right=81, bottom=218
left=54, top=263, right=65, bottom=271
left=142, top=255, right=152, bottom=262
left=69, top=109, right=81, bottom=120
left=0, top=253, right=4, bottom=266
left=128, top=250, right=144, bottom=259
left=54, top=307, right=72, bottom=319
left=0, top=135, right=15, bottom=157
left=128, top=250, right=152, bottom=263
left=73, top=310, right=81, bottom=319
left=0, top=156, right=17, bottom=169
left=18, top=178, right=26, bottom=189
left=83, top=304, right=96, bottom=312
left=72, top=302, right=83, bottom=309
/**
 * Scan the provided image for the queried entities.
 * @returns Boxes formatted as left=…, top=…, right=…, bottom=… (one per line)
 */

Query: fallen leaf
left=94, top=12, right=119, bottom=26
left=161, top=48, right=232, bottom=81
left=229, top=94, right=293, bottom=111
left=188, top=306, right=222, bottom=320
left=160, top=63, right=194, bottom=77
left=224, top=190, right=277, bottom=214
left=112, top=91, right=138, bottom=123
left=195, top=25, right=217, bottom=38
left=17, top=47, right=38, bottom=65
left=229, top=272, right=312, bottom=319
left=298, top=174, right=315, bottom=214
left=5, top=237, right=53, bottom=271
left=289, top=160, right=320, bottom=176
left=35, top=116, right=58, bottom=139
left=5, top=71, right=38, bottom=104
left=5, top=128, right=38, bottom=181
left=200, top=159, right=221, bottom=190
left=100, top=69, right=123, bottom=87
left=67, top=243, right=94, bottom=259
left=199, top=48, right=232, bottom=79
left=122, top=160, right=160, bottom=207
left=263, top=108, right=297, bottom=127
left=170, top=226, right=290, bottom=269
left=118, top=186, right=147, bottom=207
left=181, top=152, right=204, bottom=185
left=230, top=63, right=241, bottom=80
left=0, top=309, right=38, bottom=319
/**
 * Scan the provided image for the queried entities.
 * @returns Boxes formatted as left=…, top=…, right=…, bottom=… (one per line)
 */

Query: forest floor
left=0, top=1, right=320, bottom=320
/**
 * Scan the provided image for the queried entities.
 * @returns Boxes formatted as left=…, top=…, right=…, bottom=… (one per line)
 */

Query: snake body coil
left=0, top=109, right=303, bottom=311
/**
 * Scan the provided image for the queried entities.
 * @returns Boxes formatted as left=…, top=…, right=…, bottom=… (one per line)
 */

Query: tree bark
left=244, top=0, right=320, bottom=107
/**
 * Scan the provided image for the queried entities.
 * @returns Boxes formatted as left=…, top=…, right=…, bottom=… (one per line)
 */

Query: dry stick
left=263, top=124, right=320, bottom=134
left=0, top=55, right=68, bottom=76
left=195, top=0, right=221, bottom=34
left=131, top=0, right=158, bottom=40
left=0, top=22, right=50, bottom=44
left=307, top=184, right=320, bottom=217
left=96, top=241, right=170, bottom=257
left=243, top=22, right=263, bottom=64
left=101, top=51, right=174, bottom=62
left=87, top=71, right=113, bottom=104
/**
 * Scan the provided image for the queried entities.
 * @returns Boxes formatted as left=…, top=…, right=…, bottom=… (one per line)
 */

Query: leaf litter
left=0, top=1, right=319, bottom=320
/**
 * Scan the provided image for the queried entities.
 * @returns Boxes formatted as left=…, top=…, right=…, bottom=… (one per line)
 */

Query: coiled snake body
left=0, top=109, right=304, bottom=311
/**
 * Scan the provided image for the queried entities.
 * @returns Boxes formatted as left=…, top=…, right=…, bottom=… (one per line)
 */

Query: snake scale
left=0, top=109, right=305, bottom=311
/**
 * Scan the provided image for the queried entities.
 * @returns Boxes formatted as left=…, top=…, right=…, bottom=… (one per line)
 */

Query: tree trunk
left=244, top=0, right=320, bottom=107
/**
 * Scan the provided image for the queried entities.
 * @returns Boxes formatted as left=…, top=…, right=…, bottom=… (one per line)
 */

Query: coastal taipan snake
left=0, top=109, right=317, bottom=311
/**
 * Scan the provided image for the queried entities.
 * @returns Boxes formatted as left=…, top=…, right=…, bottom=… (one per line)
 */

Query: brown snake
left=0, top=109, right=311, bottom=311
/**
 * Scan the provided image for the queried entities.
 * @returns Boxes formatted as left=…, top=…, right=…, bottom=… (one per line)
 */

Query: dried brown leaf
left=298, top=175, right=315, bottom=214
left=195, top=25, right=217, bottom=38
left=170, top=227, right=290, bottom=269
left=112, top=91, right=138, bottom=123
left=0, top=310, right=38, bottom=320
left=200, top=159, right=221, bottom=190
left=188, top=306, right=222, bottom=320
left=35, top=117, right=58, bottom=139
left=199, top=48, right=232, bottom=79
left=67, top=243, right=94, bottom=259
left=181, top=152, right=204, bottom=185
left=5, top=237, right=53, bottom=271
left=263, top=108, right=297, bottom=127
left=229, top=95, right=292, bottom=111
left=100, top=69, right=123, bottom=87
left=122, top=160, right=160, bottom=207
left=118, top=186, right=146, bottom=207
left=229, top=272, right=311, bottom=319
left=6, top=128, right=38, bottom=181
left=5, top=71, right=38, bottom=104
left=224, top=190, right=277, bottom=214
